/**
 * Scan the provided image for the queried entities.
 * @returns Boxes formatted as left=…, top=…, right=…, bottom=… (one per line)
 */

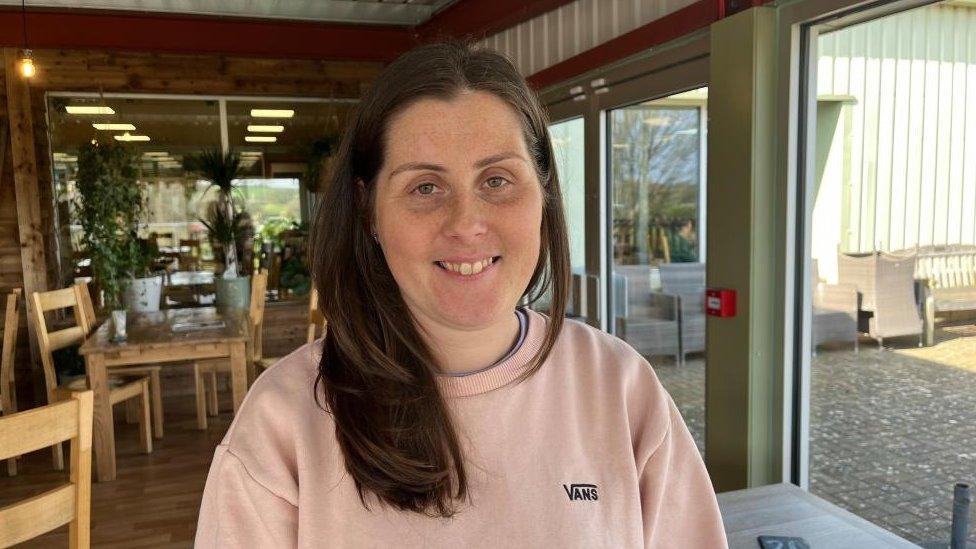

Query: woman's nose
left=444, top=191, right=488, bottom=240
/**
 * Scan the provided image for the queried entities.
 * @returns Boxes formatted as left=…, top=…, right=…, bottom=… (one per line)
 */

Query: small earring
left=372, top=231, right=379, bottom=242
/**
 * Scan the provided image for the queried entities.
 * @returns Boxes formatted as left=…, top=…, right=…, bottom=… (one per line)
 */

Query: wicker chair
left=811, top=259, right=859, bottom=354
left=837, top=252, right=924, bottom=347
left=659, top=262, right=706, bottom=364
left=613, top=266, right=681, bottom=363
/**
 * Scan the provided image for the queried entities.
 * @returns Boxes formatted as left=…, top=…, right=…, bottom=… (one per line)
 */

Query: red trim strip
left=526, top=0, right=718, bottom=90
left=417, top=0, right=575, bottom=41
left=0, top=8, right=413, bottom=61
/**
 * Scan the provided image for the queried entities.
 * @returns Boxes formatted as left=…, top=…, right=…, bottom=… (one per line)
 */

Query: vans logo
left=563, top=483, right=599, bottom=501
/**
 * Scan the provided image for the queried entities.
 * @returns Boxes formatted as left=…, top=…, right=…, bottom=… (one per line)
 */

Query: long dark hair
left=310, top=40, right=571, bottom=518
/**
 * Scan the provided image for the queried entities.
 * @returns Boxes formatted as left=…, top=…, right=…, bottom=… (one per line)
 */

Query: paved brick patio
left=651, top=321, right=976, bottom=546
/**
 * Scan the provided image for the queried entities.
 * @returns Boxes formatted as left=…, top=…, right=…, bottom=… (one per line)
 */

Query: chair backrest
left=307, top=287, right=326, bottom=344
left=875, top=253, right=918, bottom=308
left=660, top=262, right=706, bottom=315
left=249, top=270, right=268, bottom=361
left=911, top=245, right=976, bottom=289
left=179, top=239, right=202, bottom=271
left=179, top=239, right=201, bottom=255
left=837, top=252, right=878, bottom=311
left=0, top=390, right=93, bottom=548
left=2, top=289, right=22, bottom=416
left=660, top=262, right=706, bottom=295
left=75, top=282, right=97, bottom=330
left=28, top=287, right=92, bottom=397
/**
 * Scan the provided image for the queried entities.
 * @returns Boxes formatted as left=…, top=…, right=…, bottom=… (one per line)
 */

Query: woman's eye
left=415, top=183, right=437, bottom=195
left=486, top=176, right=509, bottom=189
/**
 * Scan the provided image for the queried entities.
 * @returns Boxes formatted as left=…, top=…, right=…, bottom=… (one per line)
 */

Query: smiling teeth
left=439, top=257, right=494, bottom=275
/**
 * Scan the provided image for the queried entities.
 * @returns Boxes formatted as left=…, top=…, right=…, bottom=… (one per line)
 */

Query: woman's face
left=372, top=90, right=543, bottom=332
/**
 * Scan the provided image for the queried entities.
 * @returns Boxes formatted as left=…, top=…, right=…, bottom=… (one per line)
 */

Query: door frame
left=541, top=32, right=710, bottom=331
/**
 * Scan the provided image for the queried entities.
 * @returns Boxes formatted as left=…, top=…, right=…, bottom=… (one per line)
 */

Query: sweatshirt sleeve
left=639, top=395, right=728, bottom=548
left=195, top=445, right=298, bottom=548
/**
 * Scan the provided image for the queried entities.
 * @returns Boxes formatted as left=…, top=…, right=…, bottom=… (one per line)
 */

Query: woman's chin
left=433, top=299, right=511, bottom=330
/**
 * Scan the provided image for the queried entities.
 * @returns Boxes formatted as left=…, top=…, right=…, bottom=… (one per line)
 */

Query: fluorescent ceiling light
left=250, top=109, right=294, bottom=118
left=114, top=132, right=150, bottom=142
left=55, top=156, right=78, bottom=162
left=247, top=125, right=284, bottom=133
left=142, top=152, right=169, bottom=157
left=245, top=136, right=276, bottom=143
left=93, top=123, right=136, bottom=131
left=239, top=151, right=263, bottom=156
left=66, top=106, right=115, bottom=115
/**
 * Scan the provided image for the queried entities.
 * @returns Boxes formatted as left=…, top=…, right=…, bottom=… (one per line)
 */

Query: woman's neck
left=419, top=310, right=521, bottom=375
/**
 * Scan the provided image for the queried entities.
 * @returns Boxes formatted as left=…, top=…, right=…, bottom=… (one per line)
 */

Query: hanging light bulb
left=20, top=49, right=35, bottom=78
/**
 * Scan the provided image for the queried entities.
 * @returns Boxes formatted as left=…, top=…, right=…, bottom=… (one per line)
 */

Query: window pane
left=807, top=3, right=976, bottom=544
left=608, top=87, right=708, bottom=455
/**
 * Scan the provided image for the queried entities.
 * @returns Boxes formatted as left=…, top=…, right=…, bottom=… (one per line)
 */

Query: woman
left=196, top=42, right=727, bottom=548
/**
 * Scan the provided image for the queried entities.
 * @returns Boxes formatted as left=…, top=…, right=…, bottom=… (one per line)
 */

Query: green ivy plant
left=75, top=140, right=153, bottom=310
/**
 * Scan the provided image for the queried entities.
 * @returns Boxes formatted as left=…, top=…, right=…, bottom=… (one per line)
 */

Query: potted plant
left=75, top=140, right=163, bottom=335
left=184, top=148, right=251, bottom=309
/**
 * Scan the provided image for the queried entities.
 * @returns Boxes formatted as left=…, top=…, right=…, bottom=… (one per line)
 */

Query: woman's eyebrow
left=387, top=152, right=526, bottom=179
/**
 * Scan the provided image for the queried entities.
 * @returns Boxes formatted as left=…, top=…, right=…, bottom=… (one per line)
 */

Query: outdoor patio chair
left=810, top=259, right=859, bottom=354
left=659, top=262, right=706, bottom=364
left=837, top=252, right=924, bottom=347
left=613, top=266, right=681, bottom=363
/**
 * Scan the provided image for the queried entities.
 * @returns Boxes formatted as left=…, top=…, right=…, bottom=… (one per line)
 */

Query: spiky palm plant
left=184, top=148, right=245, bottom=278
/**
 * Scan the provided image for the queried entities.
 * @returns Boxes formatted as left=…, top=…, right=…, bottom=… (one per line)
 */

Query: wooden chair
left=193, top=271, right=268, bottom=429
left=249, top=285, right=325, bottom=374
left=179, top=238, right=202, bottom=271
left=303, top=286, right=327, bottom=348
left=75, top=282, right=164, bottom=439
left=29, top=287, right=152, bottom=470
left=1, top=289, right=23, bottom=475
left=0, top=390, right=93, bottom=548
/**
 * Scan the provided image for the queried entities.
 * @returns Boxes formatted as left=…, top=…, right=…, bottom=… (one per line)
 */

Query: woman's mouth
left=434, top=256, right=501, bottom=277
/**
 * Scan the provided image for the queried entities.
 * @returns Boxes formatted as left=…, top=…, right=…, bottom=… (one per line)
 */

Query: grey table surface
left=717, top=483, right=919, bottom=548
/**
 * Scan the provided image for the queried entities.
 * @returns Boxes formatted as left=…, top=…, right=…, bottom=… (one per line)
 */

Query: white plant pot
left=124, top=275, right=163, bottom=312
left=111, top=309, right=127, bottom=341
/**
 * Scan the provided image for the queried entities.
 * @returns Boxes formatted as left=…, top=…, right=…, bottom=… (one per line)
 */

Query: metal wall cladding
left=478, top=0, right=698, bottom=77
left=815, top=3, right=976, bottom=254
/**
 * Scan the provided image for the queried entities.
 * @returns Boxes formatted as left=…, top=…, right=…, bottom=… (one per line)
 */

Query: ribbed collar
left=310, top=309, right=549, bottom=399
left=435, top=308, right=547, bottom=398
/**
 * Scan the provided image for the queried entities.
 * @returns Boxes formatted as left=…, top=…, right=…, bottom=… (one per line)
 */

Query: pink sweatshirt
left=195, top=309, right=728, bottom=548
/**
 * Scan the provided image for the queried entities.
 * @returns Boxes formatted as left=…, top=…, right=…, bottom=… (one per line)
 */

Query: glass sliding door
left=535, top=116, right=586, bottom=317
left=607, top=87, right=708, bottom=454
left=799, top=1, right=976, bottom=544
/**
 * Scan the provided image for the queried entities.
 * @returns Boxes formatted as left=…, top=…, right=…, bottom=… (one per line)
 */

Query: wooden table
left=79, top=307, right=250, bottom=482
left=718, top=483, right=918, bottom=548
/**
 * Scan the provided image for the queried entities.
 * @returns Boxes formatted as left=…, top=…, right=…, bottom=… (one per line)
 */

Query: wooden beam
left=3, top=48, right=47, bottom=367
left=0, top=9, right=413, bottom=62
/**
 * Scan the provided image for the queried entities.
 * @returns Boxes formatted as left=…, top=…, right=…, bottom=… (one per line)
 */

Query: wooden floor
left=0, top=394, right=231, bottom=548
